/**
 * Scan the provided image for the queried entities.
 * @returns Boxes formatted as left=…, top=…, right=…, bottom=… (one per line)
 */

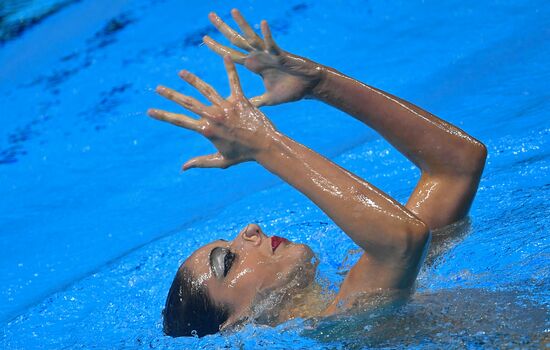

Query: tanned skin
left=148, top=9, right=487, bottom=316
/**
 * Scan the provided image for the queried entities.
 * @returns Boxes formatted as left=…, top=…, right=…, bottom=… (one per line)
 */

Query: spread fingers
left=208, top=12, right=253, bottom=51
left=231, top=9, right=264, bottom=50
left=178, top=70, right=224, bottom=105
left=156, top=85, right=205, bottom=116
left=203, top=36, right=246, bottom=64
left=223, top=56, right=243, bottom=97
left=260, top=20, right=280, bottom=55
left=147, top=108, right=201, bottom=132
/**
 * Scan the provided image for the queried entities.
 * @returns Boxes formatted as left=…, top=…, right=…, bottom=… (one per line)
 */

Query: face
left=182, top=223, right=317, bottom=327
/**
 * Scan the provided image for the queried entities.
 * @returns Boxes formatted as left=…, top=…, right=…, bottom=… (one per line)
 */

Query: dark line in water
left=0, top=9, right=137, bottom=164
left=0, top=0, right=81, bottom=46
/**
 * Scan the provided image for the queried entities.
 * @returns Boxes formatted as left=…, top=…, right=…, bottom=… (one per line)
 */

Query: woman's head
left=163, top=223, right=317, bottom=337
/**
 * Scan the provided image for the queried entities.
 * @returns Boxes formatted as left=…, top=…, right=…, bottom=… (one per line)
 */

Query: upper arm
left=324, top=220, right=431, bottom=315
left=324, top=143, right=486, bottom=314
left=324, top=233, right=430, bottom=315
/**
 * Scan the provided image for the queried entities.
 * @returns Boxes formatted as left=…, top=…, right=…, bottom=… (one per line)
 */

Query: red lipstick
left=271, top=236, right=289, bottom=253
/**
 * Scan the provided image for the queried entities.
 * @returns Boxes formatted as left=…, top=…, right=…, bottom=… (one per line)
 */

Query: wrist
left=308, top=65, right=331, bottom=100
left=281, top=51, right=326, bottom=101
left=254, top=130, right=288, bottom=164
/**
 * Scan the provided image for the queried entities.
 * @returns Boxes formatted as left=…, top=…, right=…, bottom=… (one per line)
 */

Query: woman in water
left=147, top=9, right=487, bottom=337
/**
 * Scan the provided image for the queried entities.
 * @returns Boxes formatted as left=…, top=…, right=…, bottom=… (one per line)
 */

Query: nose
left=239, top=223, right=264, bottom=246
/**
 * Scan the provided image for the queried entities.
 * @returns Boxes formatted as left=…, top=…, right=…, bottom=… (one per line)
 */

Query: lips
left=271, top=236, right=289, bottom=253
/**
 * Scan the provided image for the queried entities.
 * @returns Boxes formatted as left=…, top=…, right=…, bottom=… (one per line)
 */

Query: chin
left=285, top=243, right=318, bottom=289
left=252, top=246, right=318, bottom=325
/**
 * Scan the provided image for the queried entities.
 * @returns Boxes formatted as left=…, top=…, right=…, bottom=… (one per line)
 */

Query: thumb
left=182, top=152, right=231, bottom=171
left=250, top=93, right=270, bottom=107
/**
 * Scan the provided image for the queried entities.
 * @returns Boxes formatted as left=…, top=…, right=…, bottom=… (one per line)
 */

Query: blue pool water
left=1, top=0, right=549, bottom=348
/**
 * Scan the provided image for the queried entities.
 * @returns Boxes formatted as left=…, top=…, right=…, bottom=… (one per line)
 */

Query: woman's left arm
left=203, top=9, right=487, bottom=230
left=148, top=56, right=429, bottom=290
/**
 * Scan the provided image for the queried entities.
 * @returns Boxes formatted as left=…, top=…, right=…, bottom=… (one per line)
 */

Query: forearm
left=309, top=66, right=486, bottom=175
left=256, top=131, right=427, bottom=259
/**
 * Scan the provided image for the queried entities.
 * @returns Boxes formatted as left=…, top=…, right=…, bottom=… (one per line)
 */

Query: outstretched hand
left=204, top=9, right=323, bottom=107
left=148, top=56, right=277, bottom=171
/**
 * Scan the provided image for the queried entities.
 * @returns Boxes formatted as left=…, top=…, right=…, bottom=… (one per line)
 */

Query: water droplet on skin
left=229, top=268, right=252, bottom=288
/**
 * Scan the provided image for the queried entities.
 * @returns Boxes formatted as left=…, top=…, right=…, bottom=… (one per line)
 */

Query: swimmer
left=147, top=9, right=487, bottom=337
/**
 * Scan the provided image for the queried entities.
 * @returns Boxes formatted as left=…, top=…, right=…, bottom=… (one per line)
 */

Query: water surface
left=1, top=0, right=548, bottom=348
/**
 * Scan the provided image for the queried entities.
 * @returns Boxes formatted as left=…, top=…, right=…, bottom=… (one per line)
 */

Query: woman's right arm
left=255, top=128, right=429, bottom=272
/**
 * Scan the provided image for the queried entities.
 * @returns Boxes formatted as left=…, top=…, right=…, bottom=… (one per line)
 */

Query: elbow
left=409, top=219, right=431, bottom=251
left=462, top=140, right=487, bottom=177
left=444, top=139, right=487, bottom=177
left=396, top=219, right=431, bottom=262
left=430, top=139, right=487, bottom=178
left=471, top=141, right=488, bottom=173
left=364, top=218, right=430, bottom=265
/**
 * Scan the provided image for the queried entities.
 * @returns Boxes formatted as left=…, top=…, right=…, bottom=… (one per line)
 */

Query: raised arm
left=310, top=70, right=487, bottom=229
left=148, top=56, right=429, bottom=291
left=204, top=9, right=487, bottom=230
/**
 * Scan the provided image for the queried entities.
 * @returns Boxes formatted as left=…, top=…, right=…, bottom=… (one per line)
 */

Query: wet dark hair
left=163, top=265, right=232, bottom=337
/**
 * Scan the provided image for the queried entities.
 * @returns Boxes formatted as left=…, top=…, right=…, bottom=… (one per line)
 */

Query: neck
left=274, top=281, right=334, bottom=323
